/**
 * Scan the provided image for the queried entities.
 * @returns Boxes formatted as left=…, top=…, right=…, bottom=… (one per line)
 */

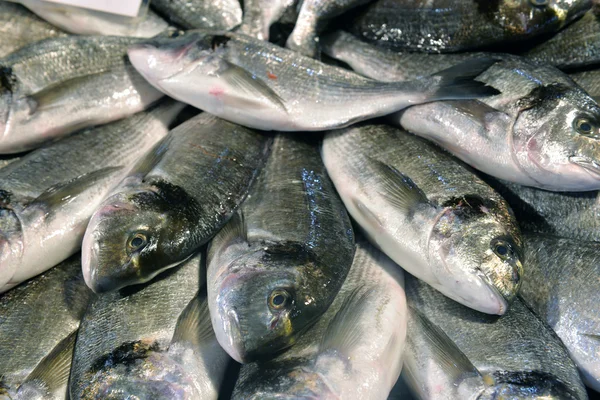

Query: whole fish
left=0, top=256, right=93, bottom=400
left=207, top=134, right=355, bottom=363
left=232, top=240, right=406, bottom=399
left=351, top=0, right=591, bottom=53
left=238, top=0, right=297, bottom=41
left=322, top=124, right=523, bottom=315
left=70, top=254, right=230, bottom=400
left=127, top=30, right=499, bottom=132
left=82, top=113, right=271, bottom=293
left=484, top=177, right=600, bottom=242
left=0, top=101, right=182, bottom=293
left=571, top=69, right=600, bottom=98
left=286, top=0, right=372, bottom=58
left=0, top=1, right=65, bottom=58
left=150, top=0, right=241, bottom=30
left=404, top=276, right=588, bottom=400
left=16, top=0, right=168, bottom=37
left=0, top=35, right=164, bottom=153
left=526, top=4, right=600, bottom=70
left=396, top=54, right=600, bottom=191
left=522, top=234, right=600, bottom=391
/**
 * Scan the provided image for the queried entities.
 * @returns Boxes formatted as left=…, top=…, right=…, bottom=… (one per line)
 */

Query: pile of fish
left=1, top=0, right=600, bottom=399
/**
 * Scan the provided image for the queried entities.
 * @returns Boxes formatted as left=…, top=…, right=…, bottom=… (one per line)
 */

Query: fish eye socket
left=128, top=233, right=147, bottom=251
left=493, top=241, right=512, bottom=260
left=268, top=289, right=291, bottom=310
left=574, top=118, right=595, bottom=135
left=529, top=0, right=548, bottom=6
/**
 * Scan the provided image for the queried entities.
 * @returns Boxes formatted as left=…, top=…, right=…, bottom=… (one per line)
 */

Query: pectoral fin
left=171, top=290, right=215, bottom=347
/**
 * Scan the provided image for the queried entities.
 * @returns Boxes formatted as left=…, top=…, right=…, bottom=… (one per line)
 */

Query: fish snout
left=212, top=301, right=248, bottom=363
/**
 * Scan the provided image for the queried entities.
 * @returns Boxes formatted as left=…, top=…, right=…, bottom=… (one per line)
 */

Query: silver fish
left=0, top=100, right=183, bottom=293
left=322, top=123, right=523, bottom=315
left=522, top=234, right=600, bottom=391
left=0, top=255, right=93, bottom=400
left=238, top=0, right=297, bottom=41
left=127, top=30, right=499, bottom=131
left=404, top=275, right=588, bottom=400
left=207, top=134, right=355, bottom=363
left=150, top=0, right=241, bottom=30
left=0, top=35, right=164, bottom=153
left=232, top=240, right=406, bottom=400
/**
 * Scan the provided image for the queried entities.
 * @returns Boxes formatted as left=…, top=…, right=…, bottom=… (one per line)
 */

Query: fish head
left=209, top=245, right=326, bottom=363
left=82, top=186, right=196, bottom=293
left=0, top=193, right=23, bottom=290
left=512, top=83, right=600, bottom=190
left=478, top=371, right=582, bottom=399
left=0, top=67, right=37, bottom=153
left=430, top=195, right=523, bottom=315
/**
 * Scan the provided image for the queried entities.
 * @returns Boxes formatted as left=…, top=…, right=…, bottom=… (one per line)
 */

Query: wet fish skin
left=351, top=0, right=591, bottom=53
left=0, top=255, right=93, bottom=400
left=322, top=123, right=523, bottom=315
left=571, top=69, right=600, bottom=98
left=207, top=134, right=355, bottom=363
left=83, top=113, right=271, bottom=293
left=404, top=275, right=588, bottom=400
left=286, top=0, right=372, bottom=58
left=238, top=0, right=297, bottom=41
left=127, top=30, right=499, bottom=132
left=232, top=240, right=406, bottom=400
left=522, top=234, right=600, bottom=391
left=151, top=0, right=241, bottom=30
left=0, top=1, right=65, bottom=58
left=0, top=100, right=183, bottom=293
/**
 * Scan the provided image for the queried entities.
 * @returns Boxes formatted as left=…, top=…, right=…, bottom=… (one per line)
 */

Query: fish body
left=572, top=69, right=600, bottom=98
left=0, top=256, right=93, bottom=400
left=83, top=113, right=271, bottom=293
left=404, top=276, right=588, bottom=400
left=238, top=0, right=297, bottom=41
left=151, top=0, right=241, bottom=29
left=0, top=35, right=163, bottom=153
left=351, top=0, right=591, bottom=53
left=232, top=240, right=406, bottom=400
left=322, top=124, right=523, bottom=315
left=207, top=134, right=355, bottom=363
left=522, top=234, right=600, bottom=391
left=0, top=101, right=182, bottom=292
left=127, top=30, right=499, bottom=131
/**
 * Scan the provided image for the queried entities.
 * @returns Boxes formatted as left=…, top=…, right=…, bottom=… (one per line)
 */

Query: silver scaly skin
left=207, top=134, right=355, bottom=363
left=404, top=276, right=588, bottom=400
left=232, top=240, right=406, bottom=400
left=572, top=69, right=600, bottom=98
left=150, top=0, right=241, bottom=30
left=0, top=255, right=93, bottom=400
left=127, top=29, right=499, bottom=132
left=0, top=35, right=164, bottom=153
left=238, top=0, right=297, bottom=41
left=322, top=123, right=523, bottom=315
left=522, top=234, right=600, bottom=391
left=0, top=100, right=183, bottom=293
left=83, top=113, right=271, bottom=293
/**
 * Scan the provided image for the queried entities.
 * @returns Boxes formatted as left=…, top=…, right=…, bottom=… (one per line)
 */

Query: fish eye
left=268, top=289, right=291, bottom=310
left=529, top=0, right=548, bottom=6
left=168, top=30, right=185, bottom=38
left=128, top=233, right=147, bottom=251
left=492, top=241, right=512, bottom=260
left=574, top=117, right=595, bottom=135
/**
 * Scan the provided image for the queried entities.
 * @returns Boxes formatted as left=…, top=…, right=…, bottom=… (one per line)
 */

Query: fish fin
left=28, top=73, right=108, bottom=113
left=64, top=270, right=95, bottom=320
left=28, top=166, right=123, bottom=210
left=581, top=332, right=600, bottom=343
left=127, top=134, right=172, bottom=178
left=425, top=57, right=500, bottom=100
left=320, top=285, right=374, bottom=355
left=20, top=330, right=77, bottom=393
left=218, top=60, right=287, bottom=112
left=171, top=290, right=214, bottom=347
left=410, top=305, right=481, bottom=381
left=443, top=100, right=501, bottom=125
left=368, top=158, right=429, bottom=214
left=208, top=211, right=247, bottom=258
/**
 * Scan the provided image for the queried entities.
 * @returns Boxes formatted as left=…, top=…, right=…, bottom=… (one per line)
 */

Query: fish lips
left=569, top=155, right=600, bottom=179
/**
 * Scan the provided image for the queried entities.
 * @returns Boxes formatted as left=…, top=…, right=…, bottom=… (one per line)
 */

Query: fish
left=0, top=35, right=164, bottom=153
left=286, top=0, right=373, bottom=58
left=526, top=3, right=600, bottom=70
left=483, top=177, right=600, bottom=242
left=395, top=54, right=600, bottom=191
left=0, top=1, right=65, bottom=58
left=16, top=0, right=169, bottom=37
left=70, top=253, right=230, bottom=400
left=150, top=0, right=242, bottom=30
left=0, top=255, right=94, bottom=400
left=238, top=0, right=297, bottom=41
left=521, top=233, right=600, bottom=391
left=571, top=69, right=600, bottom=99
left=0, top=100, right=183, bottom=293
left=322, top=123, right=523, bottom=315
left=127, top=30, right=500, bottom=132
left=82, top=113, right=271, bottom=293
left=350, top=0, right=592, bottom=53
left=403, top=275, right=588, bottom=400
left=232, top=240, right=406, bottom=399
left=207, top=134, right=355, bottom=363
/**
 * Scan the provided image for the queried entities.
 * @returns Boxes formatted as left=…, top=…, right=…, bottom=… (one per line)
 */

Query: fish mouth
left=569, top=156, right=600, bottom=179
left=213, top=303, right=247, bottom=363
left=0, top=207, right=23, bottom=290
left=476, top=268, right=510, bottom=315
